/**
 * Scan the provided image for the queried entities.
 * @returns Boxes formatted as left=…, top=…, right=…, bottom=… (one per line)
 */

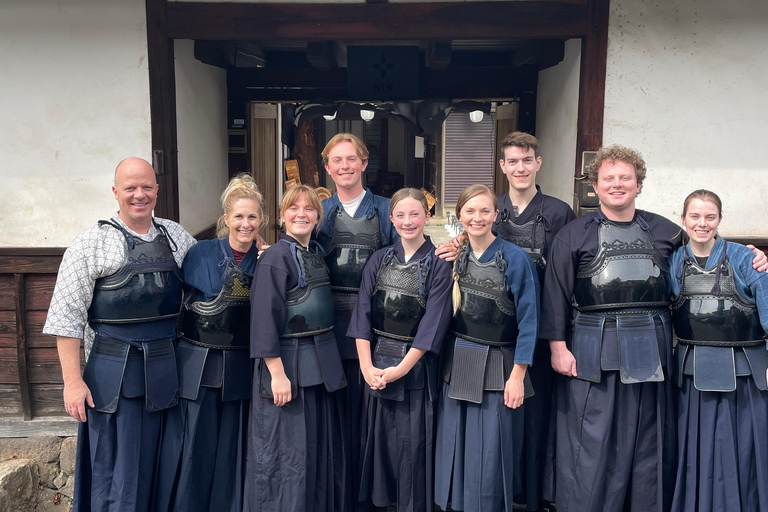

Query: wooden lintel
left=15, top=274, right=32, bottom=421
left=167, top=1, right=589, bottom=41
left=229, top=65, right=537, bottom=102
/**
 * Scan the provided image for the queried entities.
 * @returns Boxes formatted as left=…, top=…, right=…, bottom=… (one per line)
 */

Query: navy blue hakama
left=73, top=396, right=162, bottom=512
left=551, top=371, right=675, bottom=512
left=152, top=385, right=247, bottom=512
left=671, top=375, right=768, bottom=512
left=243, top=364, right=345, bottom=512
left=359, top=385, right=435, bottom=512
left=434, top=382, right=524, bottom=512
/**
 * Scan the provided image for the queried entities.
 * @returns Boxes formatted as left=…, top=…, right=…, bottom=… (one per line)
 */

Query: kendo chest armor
left=672, top=258, right=764, bottom=346
left=574, top=220, right=669, bottom=311
left=181, top=263, right=252, bottom=350
left=370, top=252, right=430, bottom=341
left=324, top=209, right=380, bottom=293
left=496, top=210, right=546, bottom=281
left=88, top=221, right=183, bottom=324
left=282, top=243, right=335, bottom=337
left=451, top=252, right=519, bottom=345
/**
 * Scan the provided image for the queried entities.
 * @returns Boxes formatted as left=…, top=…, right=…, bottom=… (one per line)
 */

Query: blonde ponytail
left=452, top=231, right=469, bottom=316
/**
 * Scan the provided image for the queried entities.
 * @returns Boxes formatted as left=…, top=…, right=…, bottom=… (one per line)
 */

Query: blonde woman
left=154, top=173, right=266, bottom=512
left=434, top=184, right=540, bottom=512
left=244, top=185, right=346, bottom=512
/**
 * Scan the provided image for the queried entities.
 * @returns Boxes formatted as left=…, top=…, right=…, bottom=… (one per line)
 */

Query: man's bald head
left=114, top=157, right=156, bottom=185
left=112, top=157, right=159, bottom=233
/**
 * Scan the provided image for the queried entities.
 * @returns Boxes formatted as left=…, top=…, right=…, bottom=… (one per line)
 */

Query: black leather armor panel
left=451, top=252, right=519, bottom=346
left=89, top=226, right=183, bottom=324
left=370, top=253, right=429, bottom=341
left=282, top=244, right=335, bottom=337
left=496, top=212, right=546, bottom=281
left=181, top=263, right=252, bottom=350
left=672, top=259, right=764, bottom=346
left=574, top=220, right=669, bottom=311
left=324, top=209, right=380, bottom=293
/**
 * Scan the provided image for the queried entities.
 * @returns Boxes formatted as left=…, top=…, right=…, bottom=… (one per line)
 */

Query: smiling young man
left=491, top=132, right=575, bottom=512
left=43, top=157, right=196, bottom=512
left=540, top=145, right=768, bottom=512
left=316, top=133, right=399, bottom=512
left=539, top=145, right=683, bottom=512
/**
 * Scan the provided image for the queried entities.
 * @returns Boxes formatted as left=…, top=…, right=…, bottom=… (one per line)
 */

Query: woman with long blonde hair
left=434, top=184, right=540, bottom=512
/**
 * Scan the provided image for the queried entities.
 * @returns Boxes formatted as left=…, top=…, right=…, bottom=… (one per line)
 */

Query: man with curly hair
left=540, top=145, right=759, bottom=512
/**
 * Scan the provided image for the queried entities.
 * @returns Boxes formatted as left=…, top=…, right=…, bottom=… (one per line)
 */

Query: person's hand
left=435, top=236, right=461, bottom=262
left=271, top=374, right=292, bottom=406
left=361, top=364, right=386, bottom=390
left=550, top=341, right=577, bottom=377
left=747, top=245, right=768, bottom=273
left=504, top=365, right=527, bottom=409
left=379, top=364, right=408, bottom=384
left=63, top=378, right=94, bottom=423
left=255, top=234, right=269, bottom=250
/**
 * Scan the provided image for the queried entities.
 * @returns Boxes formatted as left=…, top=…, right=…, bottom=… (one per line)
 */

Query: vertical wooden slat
left=14, top=273, right=33, bottom=420
left=146, top=0, right=180, bottom=221
left=574, top=0, right=610, bottom=178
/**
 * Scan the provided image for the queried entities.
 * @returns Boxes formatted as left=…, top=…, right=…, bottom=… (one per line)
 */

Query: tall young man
left=493, top=132, right=575, bottom=511
left=317, top=133, right=399, bottom=511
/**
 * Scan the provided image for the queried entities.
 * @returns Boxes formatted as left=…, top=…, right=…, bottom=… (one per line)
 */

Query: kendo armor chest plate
left=181, top=263, right=253, bottom=350
left=451, top=252, right=519, bottom=346
left=370, top=253, right=429, bottom=341
left=282, top=244, right=335, bottom=337
left=89, top=225, right=183, bottom=324
left=672, top=259, right=764, bottom=346
left=496, top=211, right=546, bottom=276
left=324, top=209, right=380, bottom=293
left=574, top=220, right=669, bottom=311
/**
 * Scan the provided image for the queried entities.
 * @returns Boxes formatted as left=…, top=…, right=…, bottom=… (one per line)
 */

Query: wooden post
left=14, top=273, right=32, bottom=420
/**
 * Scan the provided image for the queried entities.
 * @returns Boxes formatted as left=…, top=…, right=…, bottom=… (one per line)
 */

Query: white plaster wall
left=535, top=38, right=581, bottom=208
left=0, top=0, right=151, bottom=246
left=604, top=0, right=768, bottom=236
left=174, top=39, right=229, bottom=236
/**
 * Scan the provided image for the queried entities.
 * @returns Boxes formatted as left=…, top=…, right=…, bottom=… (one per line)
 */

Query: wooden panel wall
left=0, top=250, right=71, bottom=419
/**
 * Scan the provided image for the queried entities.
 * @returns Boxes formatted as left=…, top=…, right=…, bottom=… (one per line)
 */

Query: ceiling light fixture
left=469, top=110, right=484, bottom=123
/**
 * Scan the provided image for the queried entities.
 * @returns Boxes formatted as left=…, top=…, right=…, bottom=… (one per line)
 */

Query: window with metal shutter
left=443, top=111, right=496, bottom=207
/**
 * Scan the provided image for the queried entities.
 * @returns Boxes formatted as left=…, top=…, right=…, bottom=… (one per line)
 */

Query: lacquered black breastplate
left=89, top=222, right=183, bottom=324
left=371, top=252, right=429, bottom=341
left=181, top=263, right=252, bottom=350
left=324, top=209, right=380, bottom=293
left=451, top=252, right=519, bottom=346
left=282, top=243, right=335, bottom=337
left=574, top=220, right=669, bottom=312
left=672, top=258, right=764, bottom=345
left=496, top=211, right=546, bottom=281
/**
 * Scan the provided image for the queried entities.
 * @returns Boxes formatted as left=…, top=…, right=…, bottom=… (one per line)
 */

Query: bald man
left=44, top=158, right=197, bottom=512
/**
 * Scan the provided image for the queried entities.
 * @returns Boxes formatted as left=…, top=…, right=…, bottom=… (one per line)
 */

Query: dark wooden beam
left=426, top=42, right=452, bottom=71
left=512, top=40, right=566, bottom=70
left=14, top=274, right=32, bottom=420
left=230, top=64, right=537, bottom=102
left=146, top=0, right=180, bottom=221
left=575, top=0, right=609, bottom=178
left=307, top=42, right=338, bottom=71
left=167, top=1, right=589, bottom=41
left=194, top=40, right=266, bottom=68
